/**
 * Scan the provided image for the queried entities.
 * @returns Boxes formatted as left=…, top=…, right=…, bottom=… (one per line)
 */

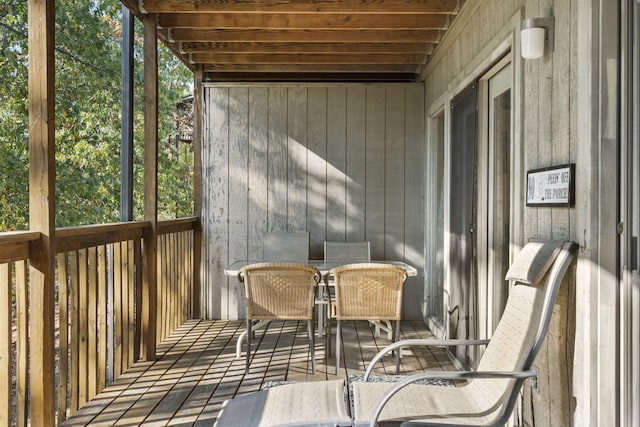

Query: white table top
left=224, top=260, right=417, bottom=277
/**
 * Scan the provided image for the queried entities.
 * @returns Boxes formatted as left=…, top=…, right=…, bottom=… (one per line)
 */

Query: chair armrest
left=364, top=338, right=490, bottom=380
left=367, top=369, right=537, bottom=427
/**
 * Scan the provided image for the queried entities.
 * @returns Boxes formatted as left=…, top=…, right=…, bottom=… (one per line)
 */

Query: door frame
left=476, top=57, right=514, bottom=339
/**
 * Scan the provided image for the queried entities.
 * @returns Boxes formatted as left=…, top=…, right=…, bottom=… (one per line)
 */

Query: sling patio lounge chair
left=214, top=240, right=578, bottom=427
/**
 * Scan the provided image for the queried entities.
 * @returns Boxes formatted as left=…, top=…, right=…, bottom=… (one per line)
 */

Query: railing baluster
left=57, top=253, right=69, bottom=423
left=114, top=242, right=123, bottom=378
left=98, top=245, right=108, bottom=390
left=0, top=263, right=11, bottom=426
left=127, top=240, right=135, bottom=368
left=70, top=250, right=80, bottom=414
left=121, top=241, right=130, bottom=372
left=134, top=238, right=143, bottom=363
left=88, top=247, right=98, bottom=400
left=78, top=248, right=88, bottom=407
left=16, top=260, right=29, bottom=427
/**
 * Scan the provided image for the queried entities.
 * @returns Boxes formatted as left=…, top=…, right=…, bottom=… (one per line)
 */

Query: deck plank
left=62, top=319, right=449, bottom=426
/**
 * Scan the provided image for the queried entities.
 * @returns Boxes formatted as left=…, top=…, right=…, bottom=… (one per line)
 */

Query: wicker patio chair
left=349, top=240, right=579, bottom=426
left=317, top=241, right=372, bottom=338
left=234, top=232, right=311, bottom=358
left=238, top=262, right=321, bottom=374
left=328, top=263, right=408, bottom=375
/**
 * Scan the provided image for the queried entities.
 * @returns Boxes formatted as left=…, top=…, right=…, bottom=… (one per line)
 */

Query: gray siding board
left=206, top=87, right=229, bottom=319
left=228, top=88, right=249, bottom=319
left=327, top=87, right=348, bottom=242
left=385, top=87, right=406, bottom=262
left=365, top=87, right=387, bottom=260
left=287, top=87, right=309, bottom=233
left=203, top=83, right=424, bottom=320
left=248, top=88, right=269, bottom=261
left=404, top=87, right=426, bottom=320
left=523, top=31, right=540, bottom=240
left=267, top=87, right=288, bottom=233
left=346, top=87, right=367, bottom=242
left=307, top=88, right=329, bottom=260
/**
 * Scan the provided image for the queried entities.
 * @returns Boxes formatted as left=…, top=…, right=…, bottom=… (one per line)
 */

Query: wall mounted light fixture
left=521, top=16, right=555, bottom=59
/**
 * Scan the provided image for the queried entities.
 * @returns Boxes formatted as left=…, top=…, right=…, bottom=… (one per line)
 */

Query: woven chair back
left=331, top=263, right=407, bottom=321
left=240, top=263, right=320, bottom=320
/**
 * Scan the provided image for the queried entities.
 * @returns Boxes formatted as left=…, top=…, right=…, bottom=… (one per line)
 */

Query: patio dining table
left=224, top=260, right=417, bottom=358
left=223, top=259, right=417, bottom=278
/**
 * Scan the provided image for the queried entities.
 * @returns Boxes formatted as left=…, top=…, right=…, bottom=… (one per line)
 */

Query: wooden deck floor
left=61, top=319, right=452, bottom=426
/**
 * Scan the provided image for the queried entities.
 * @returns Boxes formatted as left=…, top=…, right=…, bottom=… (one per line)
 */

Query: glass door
left=448, top=82, right=479, bottom=367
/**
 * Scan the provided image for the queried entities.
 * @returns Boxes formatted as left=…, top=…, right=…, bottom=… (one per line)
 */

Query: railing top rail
left=158, top=216, right=198, bottom=235
left=0, top=231, right=40, bottom=263
left=57, top=221, right=149, bottom=253
left=0, top=230, right=40, bottom=244
left=1, top=217, right=199, bottom=256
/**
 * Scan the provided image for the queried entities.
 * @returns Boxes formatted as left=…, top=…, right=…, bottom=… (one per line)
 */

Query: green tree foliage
left=0, top=0, right=193, bottom=232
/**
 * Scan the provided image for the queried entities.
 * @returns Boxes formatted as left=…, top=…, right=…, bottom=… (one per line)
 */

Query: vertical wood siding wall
left=421, top=0, right=585, bottom=425
left=202, top=84, right=424, bottom=321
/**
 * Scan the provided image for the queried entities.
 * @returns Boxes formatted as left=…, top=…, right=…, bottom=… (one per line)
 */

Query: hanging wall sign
left=526, top=163, right=575, bottom=207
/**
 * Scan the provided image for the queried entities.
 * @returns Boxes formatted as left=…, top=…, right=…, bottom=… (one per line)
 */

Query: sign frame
left=526, top=163, right=575, bottom=207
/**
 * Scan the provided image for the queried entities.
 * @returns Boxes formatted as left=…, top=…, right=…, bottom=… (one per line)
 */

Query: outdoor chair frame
left=238, top=262, right=321, bottom=374
left=327, top=263, right=408, bottom=375
left=350, top=240, right=578, bottom=426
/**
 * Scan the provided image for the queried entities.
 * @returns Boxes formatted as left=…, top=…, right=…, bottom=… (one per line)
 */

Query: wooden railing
left=157, top=218, right=198, bottom=343
left=0, top=217, right=199, bottom=425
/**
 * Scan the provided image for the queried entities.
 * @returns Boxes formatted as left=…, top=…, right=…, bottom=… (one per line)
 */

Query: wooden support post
left=27, top=0, right=56, bottom=424
left=121, top=6, right=135, bottom=222
left=192, top=66, right=203, bottom=319
left=142, top=13, right=158, bottom=361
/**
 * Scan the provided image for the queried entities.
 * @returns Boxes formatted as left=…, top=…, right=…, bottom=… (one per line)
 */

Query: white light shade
left=521, top=27, right=546, bottom=59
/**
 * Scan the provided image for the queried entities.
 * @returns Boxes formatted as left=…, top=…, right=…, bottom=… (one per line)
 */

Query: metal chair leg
left=335, top=319, right=341, bottom=375
left=246, top=318, right=252, bottom=373
left=307, top=319, right=316, bottom=374
left=325, top=312, right=332, bottom=365
left=394, top=320, right=401, bottom=373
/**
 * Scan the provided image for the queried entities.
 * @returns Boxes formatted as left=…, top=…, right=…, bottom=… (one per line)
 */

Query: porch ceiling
left=121, top=0, right=464, bottom=82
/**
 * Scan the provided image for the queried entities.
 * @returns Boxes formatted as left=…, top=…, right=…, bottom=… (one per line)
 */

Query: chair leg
left=394, top=320, right=401, bottom=374
left=246, top=318, right=252, bottom=373
left=335, top=319, right=341, bottom=375
left=307, top=319, right=316, bottom=375
left=325, top=312, right=332, bottom=363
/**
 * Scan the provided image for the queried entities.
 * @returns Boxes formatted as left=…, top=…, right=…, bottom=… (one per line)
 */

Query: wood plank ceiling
left=122, top=0, right=464, bottom=82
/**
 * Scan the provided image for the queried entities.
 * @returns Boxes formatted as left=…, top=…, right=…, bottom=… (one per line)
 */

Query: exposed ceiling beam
left=191, top=52, right=427, bottom=64
left=167, top=28, right=443, bottom=43
left=140, top=0, right=460, bottom=14
left=180, top=41, right=434, bottom=54
left=203, top=63, right=420, bottom=72
left=122, top=0, right=463, bottom=82
left=158, top=13, right=450, bottom=29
